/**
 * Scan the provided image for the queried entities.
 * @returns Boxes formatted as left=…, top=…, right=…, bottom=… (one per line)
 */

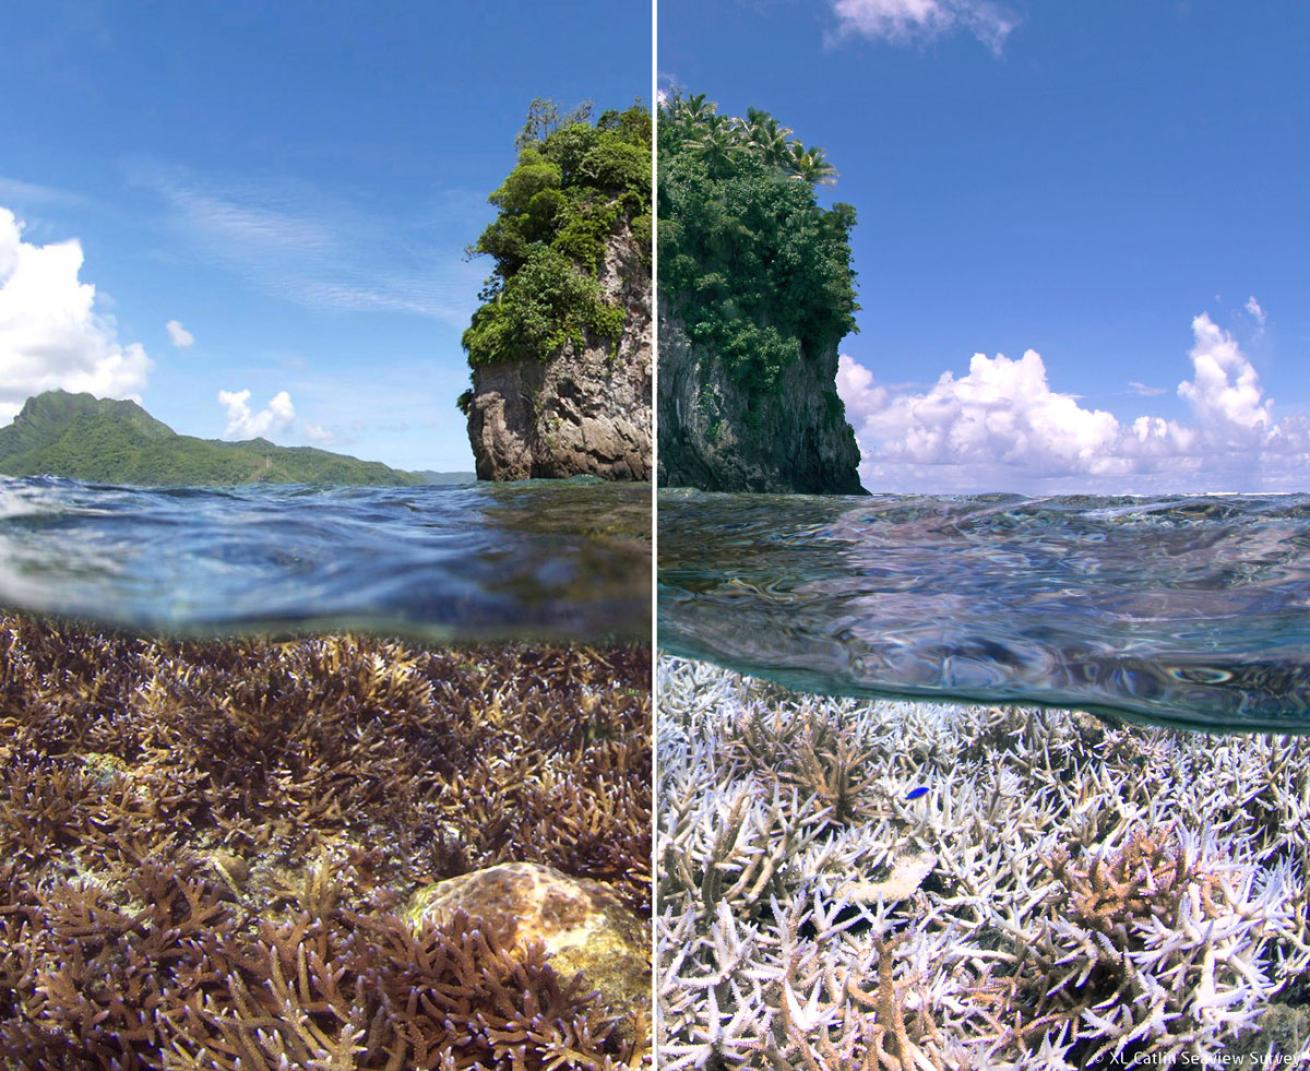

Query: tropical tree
left=515, top=97, right=594, bottom=150
left=659, top=94, right=838, bottom=188
left=658, top=92, right=858, bottom=395
left=789, top=143, right=837, bottom=185
left=695, top=119, right=741, bottom=177
left=744, top=107, right=794, bottom=167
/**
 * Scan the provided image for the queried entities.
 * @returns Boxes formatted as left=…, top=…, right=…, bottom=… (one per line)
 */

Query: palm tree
left=698, top=112, right=732, bottom=137
left=743, top=108, right=794, bottom=168
left=682, top=93, right=713, bottom=126
left=696, top=124, right=740, bottom=176
left=662, top=92, right=712, bottom=151
left=788, top=143, right=837, bottom=185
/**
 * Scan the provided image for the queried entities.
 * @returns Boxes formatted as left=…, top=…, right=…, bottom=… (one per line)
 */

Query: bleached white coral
left=657, top=656, right=1310, bottom=1068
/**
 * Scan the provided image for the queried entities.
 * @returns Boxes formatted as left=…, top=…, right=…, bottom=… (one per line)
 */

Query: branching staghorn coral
left=0, top=611, right=652, bottom=1068
left=657, top=656, right=1310, bottom=1069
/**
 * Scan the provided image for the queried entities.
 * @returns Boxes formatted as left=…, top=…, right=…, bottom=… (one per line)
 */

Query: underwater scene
left=0, top=477, right=653, bottom=1069
left=656, top=490, right=1310, bottom=1068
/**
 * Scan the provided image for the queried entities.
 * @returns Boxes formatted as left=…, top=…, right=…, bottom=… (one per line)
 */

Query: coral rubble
left=0, top=611, right=651, bottom=1068
left=656, top=656, right=1310, bottom=1069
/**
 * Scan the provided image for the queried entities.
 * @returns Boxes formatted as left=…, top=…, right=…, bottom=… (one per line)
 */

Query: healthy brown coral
left=0, top=611, right=652, bottom=1068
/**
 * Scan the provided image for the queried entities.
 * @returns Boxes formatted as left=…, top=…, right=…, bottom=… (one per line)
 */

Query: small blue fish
left=905, top=786, right=929, bottom=800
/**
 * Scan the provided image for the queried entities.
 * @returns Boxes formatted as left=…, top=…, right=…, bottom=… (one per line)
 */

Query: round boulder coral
left=405, top=862, right=649, bottom=1013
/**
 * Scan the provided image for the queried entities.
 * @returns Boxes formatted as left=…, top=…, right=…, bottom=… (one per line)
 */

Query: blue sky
left=0, top=0, right=648, bottom=471
left=661, top=0, right=1310, bottom=492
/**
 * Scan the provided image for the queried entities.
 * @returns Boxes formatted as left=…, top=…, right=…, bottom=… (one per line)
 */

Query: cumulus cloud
left=303, top=422, right=333, bottom=445
left=165, top=319, right=194, bottom=348
left=839, top=348, right=1127, bottom=487
left=830, top=0, right=1018, bottom=53
left=1176, top=313, right=1270, bottom=442
left=838, top=312, right=1298, bottom=492
left=1245, top=295, right=1266, bottom=327
left=0, top=207, right=152, bottom=423
left=218, top=388, right=296, bottom=440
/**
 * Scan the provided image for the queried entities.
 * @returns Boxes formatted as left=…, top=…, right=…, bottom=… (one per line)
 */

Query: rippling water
left=659, top=489, right=1310, bottom=732
left=0, top=475, right=650, bottom=641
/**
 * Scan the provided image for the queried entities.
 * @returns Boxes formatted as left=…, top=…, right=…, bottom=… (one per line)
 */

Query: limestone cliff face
left=466, top=230, right=651, bottom=482
left=657, top=303, right=865, bottom=494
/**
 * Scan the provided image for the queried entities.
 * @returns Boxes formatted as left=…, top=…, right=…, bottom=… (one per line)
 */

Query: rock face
left=657, top=305, right=865, bottom=494
left=466, top=232, right=651, bottom=482
left=405, top=862, right=649, bottom=1013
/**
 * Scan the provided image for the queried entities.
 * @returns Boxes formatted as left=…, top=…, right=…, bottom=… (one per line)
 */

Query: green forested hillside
left=0, top=391, right=422, bottom=486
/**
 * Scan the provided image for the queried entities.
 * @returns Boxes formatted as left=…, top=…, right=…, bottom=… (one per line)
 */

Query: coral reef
left=657, top=656, right=1310, bottom=1069
left=0, top=611, right=651, bottom=1068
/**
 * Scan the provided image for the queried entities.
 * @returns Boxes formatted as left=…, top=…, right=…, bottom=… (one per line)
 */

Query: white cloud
left=0, top=206, right=152, bottom=423
left=1129, top=381, right=1167, bottom=397
left=218, top=388, right=296, bottom=440
left=303, top=422, right=333, bottom=444
left=837, top=312, right=1297, bottom=493
left=835, top=349, right=889, bottom=417
left=839, top=349, right=1126, bottom=488
left=165, top=319, right=194, bottom=348
left=169, top=189, right=334, bottom=257
left=830, top=0, right=1017, bottom=53
left=1245, top=295, right=1267, bottom=327
left=1176, top=313, right=1270, bottom=441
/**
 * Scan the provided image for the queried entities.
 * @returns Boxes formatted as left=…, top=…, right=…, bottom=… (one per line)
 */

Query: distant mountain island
left=0, top=391, right=473, bottom=487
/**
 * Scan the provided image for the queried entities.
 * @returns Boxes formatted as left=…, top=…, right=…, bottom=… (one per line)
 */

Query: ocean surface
left=0, top=475, right=650, bottom=642
left=659, top=489, right=1310, bottom=732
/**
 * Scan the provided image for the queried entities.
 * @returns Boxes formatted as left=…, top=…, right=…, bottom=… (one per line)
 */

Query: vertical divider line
left=649, top=0, right=661, bottom=1060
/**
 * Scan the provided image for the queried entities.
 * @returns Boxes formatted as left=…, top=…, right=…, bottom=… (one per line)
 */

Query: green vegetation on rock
left=461, top=99, right=651, bottom=372
left=658, top=92, right=859, bottom=394
left=0, top=390, right=422, bottom=486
